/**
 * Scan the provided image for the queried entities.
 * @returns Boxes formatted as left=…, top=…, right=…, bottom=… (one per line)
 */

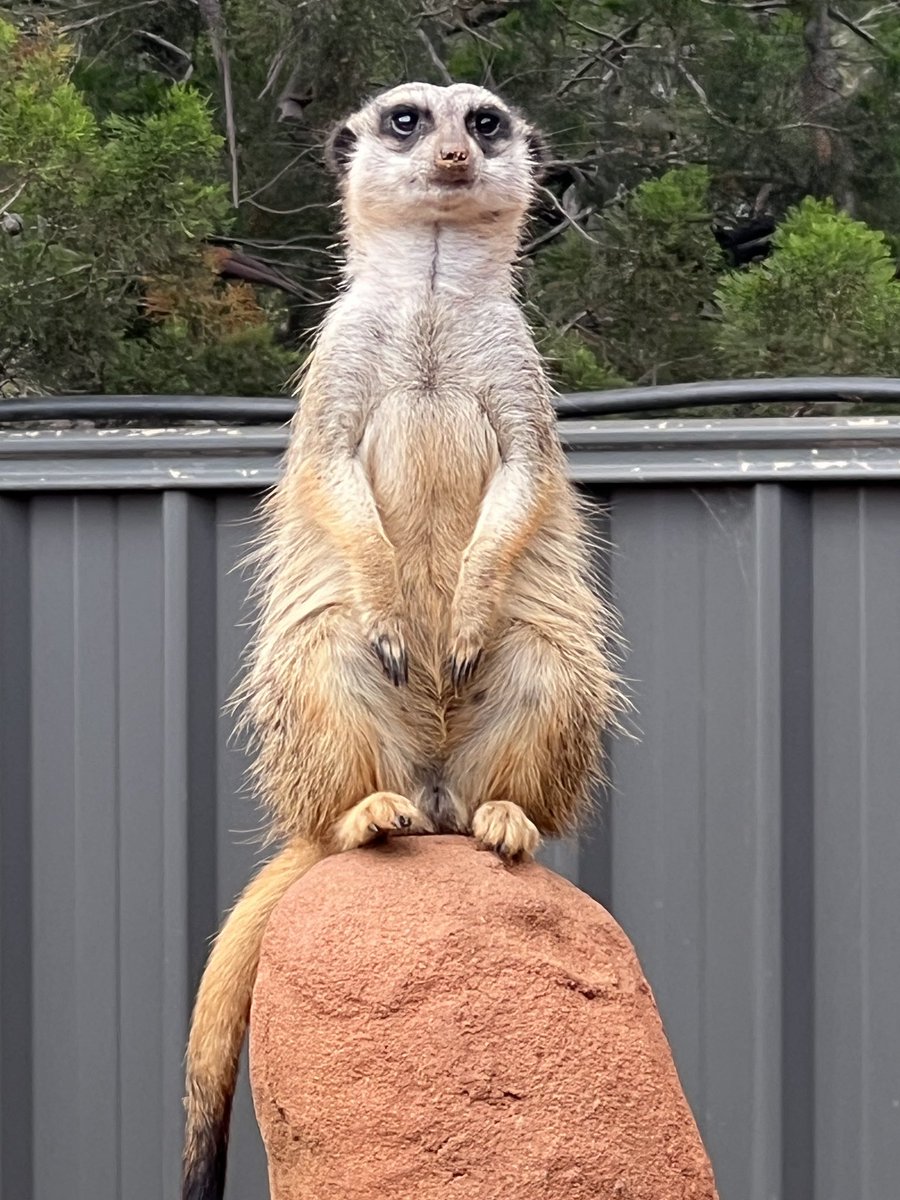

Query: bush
left=715, top=198, right=900, bottom=377
left=528, top=167, right=724, bottom=390
left=0, top=19, right=290, bottom=397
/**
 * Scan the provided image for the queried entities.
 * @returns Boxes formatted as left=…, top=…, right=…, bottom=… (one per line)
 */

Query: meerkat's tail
left=182, top=839, right=323, bottom=1200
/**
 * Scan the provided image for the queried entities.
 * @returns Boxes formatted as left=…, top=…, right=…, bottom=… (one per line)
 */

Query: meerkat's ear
left=526, top=128, right=551, bottom=182
left=326, top=121, right=357, bottom=175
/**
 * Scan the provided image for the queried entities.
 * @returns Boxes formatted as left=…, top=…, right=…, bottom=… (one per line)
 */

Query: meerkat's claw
left=370, top=629, right=408, bottom=686
left=333, top=791, right=430, bottom=852
left=449, top=649, right=482, bottom=689
left=447, top=629, right=484, bottom=689
left=471, top=800, right=540, bottom=862
left=367, top=812, right=412, bottom=833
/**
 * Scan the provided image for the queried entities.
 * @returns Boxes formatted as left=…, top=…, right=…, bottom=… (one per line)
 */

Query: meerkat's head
left=327, top=82, right=547, bottom=235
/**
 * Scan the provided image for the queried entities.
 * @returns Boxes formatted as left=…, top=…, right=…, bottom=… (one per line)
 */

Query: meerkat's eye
left=389, top=107, right=421, bottom=137
left=471, top=109, right=504, bottom=139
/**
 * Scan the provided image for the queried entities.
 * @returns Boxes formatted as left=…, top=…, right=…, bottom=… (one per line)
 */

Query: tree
left=2, top=1, right=900, bottom=403
left=716, top=197, right=900, bottom=378
left=0, top=17, right=294, bottom=395
left=527, top=166, right=724, bottom=388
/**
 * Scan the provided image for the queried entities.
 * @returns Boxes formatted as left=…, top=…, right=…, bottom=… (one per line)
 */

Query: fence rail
left=4, top=374, right=900, bottom=423
left=1, top=390, right=899, bottom=1200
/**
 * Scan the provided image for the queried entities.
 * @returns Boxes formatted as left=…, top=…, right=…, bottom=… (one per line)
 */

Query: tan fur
left=471, top=800, right=540, bottom=860
left=331, top=790, right=432, bottom=853
left=182, top=82, right=622, bottom=1199
left=183, top=840, right=321, bottom=1194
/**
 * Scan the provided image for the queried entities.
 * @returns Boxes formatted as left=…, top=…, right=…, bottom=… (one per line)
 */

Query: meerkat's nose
left=438, top=145, right=468, bottom=165
left=434, top=141, right=473, bottom=178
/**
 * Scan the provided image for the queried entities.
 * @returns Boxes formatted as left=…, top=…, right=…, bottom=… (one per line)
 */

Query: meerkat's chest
left=333, top=297, right=507, bottom=541
left=361, top=385, right=499, bottom=510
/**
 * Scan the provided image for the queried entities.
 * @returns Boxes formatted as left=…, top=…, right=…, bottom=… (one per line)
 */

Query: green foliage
left=103, top=250, right=296, bottom=393
left=0, top=17, right=273, bottom=396
left=3, top=1, right=900, bottom=404
left=537, top=328, right=630, bottom=393
left=529, top=167, right=723, bottom=388
left=716, top=199, right=900, bottom=377
left=107, top=322, right=295, bottom=395
left=71, top=60, right=173, bottom=120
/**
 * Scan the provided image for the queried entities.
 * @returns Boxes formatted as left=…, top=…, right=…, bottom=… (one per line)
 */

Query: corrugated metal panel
left=1, top=418, right=899, bottom=1200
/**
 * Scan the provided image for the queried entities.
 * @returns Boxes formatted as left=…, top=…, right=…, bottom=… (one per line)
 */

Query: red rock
left=250, top=835, right=719, bottom=1200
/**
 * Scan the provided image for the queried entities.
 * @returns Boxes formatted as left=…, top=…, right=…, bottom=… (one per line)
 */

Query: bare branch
left=460, top=1, right=524, bottom=30
left=245, top=199, right=336, bottom=217
left=536, top=187, right=597, bottom=244
left=677, top=61, right=842, bottom=138
left=697, top=0, right=787, bottom=9
left=137, top=29, right=191, bottom=61
left=417, top=26, right=453, bottom=84
left=0, top=180, right=27, bottom=217
left=432, top=1, right=525, bottom=37
left=136, top=29, right=193, bottom=80
left=209, top=231, right=337, bottom=250
left=196, top=0, right=240, bottom=208
left=521, top=214, right=589, bottom=255
left=828, top=4, right=889, bottom=52
left=239, top=151, right=314, bottom=204
left=675, top=61, right=735, bottom=128
left=259, top=49, right=288, bottom=100
left=858, top=3, right=899, bottom=21
left=58, top=0, right=166, bottom=33
left=557, top=17, right=646, bottom=97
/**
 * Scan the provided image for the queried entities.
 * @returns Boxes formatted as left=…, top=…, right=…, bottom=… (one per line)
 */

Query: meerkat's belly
left=360, top=386, right=499, bottom=597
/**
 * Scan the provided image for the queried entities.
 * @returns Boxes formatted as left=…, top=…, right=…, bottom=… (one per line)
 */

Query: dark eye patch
left=379, top=104, right=431, bottom=148
left=466, top=107, right=511, bottom=153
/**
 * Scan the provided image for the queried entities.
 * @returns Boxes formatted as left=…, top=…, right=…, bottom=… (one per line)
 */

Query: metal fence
left=1, top=393, right=899, bottom=1200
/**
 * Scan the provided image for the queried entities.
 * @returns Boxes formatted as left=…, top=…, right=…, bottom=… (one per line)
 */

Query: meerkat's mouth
left=429, top=168, right=476, bottom=190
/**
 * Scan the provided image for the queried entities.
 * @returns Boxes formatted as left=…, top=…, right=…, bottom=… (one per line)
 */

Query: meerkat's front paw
left=332, top=792, right=430, bottom=853
left=471, top=801, right=540, bottom=862
left=448, top=581, right=495, bottom=688
left=365, top=614, right=409, bottom=686
left=447, top=623, right=485, bottom=689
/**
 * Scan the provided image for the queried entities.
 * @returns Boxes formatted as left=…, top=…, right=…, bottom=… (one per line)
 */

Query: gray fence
left=1, top=406, right=899, bottom=1200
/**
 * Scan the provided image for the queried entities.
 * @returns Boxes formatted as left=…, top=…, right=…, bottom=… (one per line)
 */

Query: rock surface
left=250, top=835, right=718, bottom=1200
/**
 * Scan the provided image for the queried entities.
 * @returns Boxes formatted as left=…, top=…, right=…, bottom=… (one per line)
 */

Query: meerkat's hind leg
left=332, top=791, right=432, bottom=853
left=444, top=619, right=614, bottom=849
left=244, top=604, right=427, bottom=842
left=472, top=800, right=540, bottom=862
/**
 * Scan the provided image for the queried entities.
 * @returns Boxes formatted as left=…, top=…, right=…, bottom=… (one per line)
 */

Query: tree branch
left=0, top=180, right=27, bottom=218
left=417, top=26, right=453, bottom=84
left=428, top=1, right=525, bottom=36
left=800, top=0, right=855, bottom=210
left=136, top=29, right=193, bottom=80
left=57, top=0, right=167, bottom=33
left=196, top=0, right=239, bottom=208
left=535, top=188, right=597, bottom=244
left=557, top=17, right=646, bottom=97
left=828, top=4, right=889, bottom=52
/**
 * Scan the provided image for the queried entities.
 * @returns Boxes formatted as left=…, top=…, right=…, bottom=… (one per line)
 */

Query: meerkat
left=182, top=81, right=621, bottom=1200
